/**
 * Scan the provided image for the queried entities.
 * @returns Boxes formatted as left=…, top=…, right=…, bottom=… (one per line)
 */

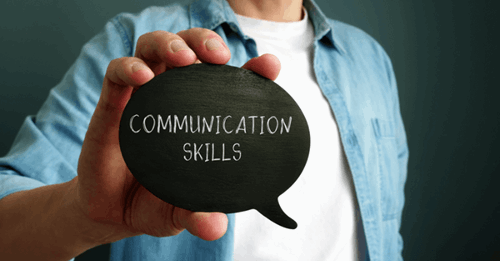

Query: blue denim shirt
left=0, top=0, right=408, bottom=260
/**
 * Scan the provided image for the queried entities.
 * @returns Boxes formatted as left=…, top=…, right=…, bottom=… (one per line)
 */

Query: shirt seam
left=111, top=15, right=134, bottom=56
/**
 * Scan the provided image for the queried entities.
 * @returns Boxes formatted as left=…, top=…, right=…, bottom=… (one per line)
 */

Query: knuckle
left=105, top=57, right=139, bottom=85
left=179, top=27, right=217, bottom=39
left=171, top=207, right=186, bottom=232
left=149, top=30, right=165, bottom=39
left=119, top=57, right=133, bottom=67
left=150, top=30, right=177, bottom=42
left=105, top=58, right=121, bottom=75
left=137, top=31, right=175, bottom=50
left=137, top=32, right=153, bottom=45
left=137, top=31, right=185, bottom=57
left=109, top=57, right=124, bottom=66
left=106, top=57, right=128, bottom=73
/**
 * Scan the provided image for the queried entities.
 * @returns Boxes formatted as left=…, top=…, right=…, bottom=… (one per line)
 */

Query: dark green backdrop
left=1, top=0, right=498, bottom=260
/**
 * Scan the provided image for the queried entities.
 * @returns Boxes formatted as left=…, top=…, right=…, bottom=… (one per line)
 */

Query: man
left=0, top=0, right=408, bottom=260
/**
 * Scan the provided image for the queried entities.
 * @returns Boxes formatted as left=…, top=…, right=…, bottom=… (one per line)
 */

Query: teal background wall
left=1, top=0, right=498, bottom=260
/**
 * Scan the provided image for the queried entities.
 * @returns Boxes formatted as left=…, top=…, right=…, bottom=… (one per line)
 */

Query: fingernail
left=132, top=63, right=147, bottom=73
left=205, top=38, right=222, bottom=51
left=171, top=40, right=189, bottom=53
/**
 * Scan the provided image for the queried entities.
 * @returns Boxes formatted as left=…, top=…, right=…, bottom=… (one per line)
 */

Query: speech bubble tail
left=257, top=200, right=297, bottom=229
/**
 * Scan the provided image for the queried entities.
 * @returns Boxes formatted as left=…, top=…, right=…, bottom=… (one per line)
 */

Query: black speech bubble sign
left=119, top=64, right=310, bottom=229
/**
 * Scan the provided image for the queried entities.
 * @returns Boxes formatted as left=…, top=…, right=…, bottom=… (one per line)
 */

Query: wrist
left=64, top=177, right=141, bottom=246
left=0, top=178, right=135, bottom=260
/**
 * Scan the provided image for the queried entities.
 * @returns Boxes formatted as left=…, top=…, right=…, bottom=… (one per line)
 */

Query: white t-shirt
left=233, top=9, right=367, bottom=261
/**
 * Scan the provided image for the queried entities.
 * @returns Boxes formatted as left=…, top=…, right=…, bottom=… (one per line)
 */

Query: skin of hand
left=72, top=28, right=281, bottom=244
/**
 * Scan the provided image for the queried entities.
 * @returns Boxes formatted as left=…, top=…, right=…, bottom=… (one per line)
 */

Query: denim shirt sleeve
left=0, top=16, right=132, bottom=200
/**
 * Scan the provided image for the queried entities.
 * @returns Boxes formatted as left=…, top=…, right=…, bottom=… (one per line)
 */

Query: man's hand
left=75, top=28, right=281, bottom=244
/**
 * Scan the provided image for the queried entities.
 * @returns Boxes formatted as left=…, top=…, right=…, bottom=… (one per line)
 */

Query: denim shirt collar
left=188, top=0, right=346, bottom=54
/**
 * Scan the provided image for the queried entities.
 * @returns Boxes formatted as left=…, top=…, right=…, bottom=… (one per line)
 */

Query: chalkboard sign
left=119, top=64, right=310, bottom=229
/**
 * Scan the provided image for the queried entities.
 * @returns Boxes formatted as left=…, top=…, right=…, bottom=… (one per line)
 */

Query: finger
left=78, top=57, right=154, bottom=207
left=135, top=31, right=198, bottom=74
left=86, top=57, right=154, bottom=147
left=105, top=57, right=155, bottom=91
left=241, top=53, right=281, bottom=81
left=177, top=28, right=231, bottom=65
left=174, top=208, right=228, bottom=241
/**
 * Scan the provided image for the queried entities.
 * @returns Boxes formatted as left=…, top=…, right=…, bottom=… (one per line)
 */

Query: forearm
left=0, top=177, right=131, bottom=261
